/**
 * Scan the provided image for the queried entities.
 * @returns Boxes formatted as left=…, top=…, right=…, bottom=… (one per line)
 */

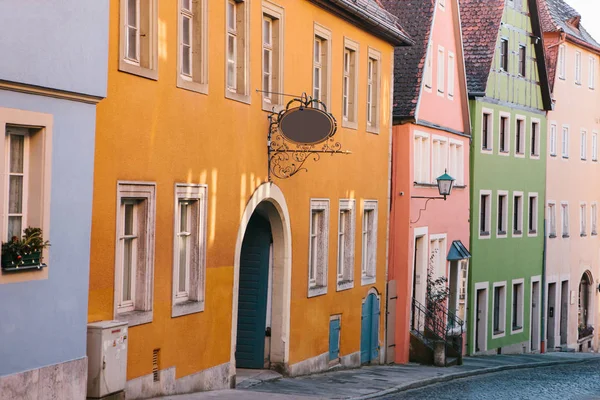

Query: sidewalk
left=153, top=352, right=599, bottom=400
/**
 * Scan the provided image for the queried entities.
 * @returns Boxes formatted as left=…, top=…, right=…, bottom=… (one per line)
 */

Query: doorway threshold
left=236, top=369, right=283, bottom=389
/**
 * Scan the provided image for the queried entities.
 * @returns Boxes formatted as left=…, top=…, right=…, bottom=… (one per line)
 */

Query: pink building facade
left=383, top=0, right=471, bottom=364
left=540, top=0, right=600, bottom=352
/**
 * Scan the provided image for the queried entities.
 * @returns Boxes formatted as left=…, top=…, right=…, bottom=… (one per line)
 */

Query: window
left=528, top=194, right=538, bottom=235
left=119, top=0, right=158, bottom=79
left=550, top=124, right=557, bottom=156
left=562, top=202, right=569, bottom=238
left=439, top=0, right=446, bottom=9
left=590, top=56, right=596, bottom=89
left=172, top=184, right=207, bottom=317
left=518, top=45, right=526, bottom=77
left=482, top=111, right=493, bottom=151
left=580, top=203, right=587, bottom=236
left=413, top=132, right=430, bottom=183
left=548, top=202, right=557, bottom=238
left=593, top=132, right=598, bottom=161
left=177, top=0, right=208, bottom=93
left=515, top=118, right=525, bottom=155
left=592, top=203, right=597, bottom=235
left=261, top=4, right=284, bottom=108
left=226, top=0, right=250, bottom=102
left=115, top=182, right=156, bottom=326
left=511, top=280, right=524, bottom=332
left=575, top=51, right=582, bottom=85
left=361, top=201, right=378, bottom=285
left=562, top=126, right=569, bottom=158
left=308, top=199, right=329, bottom=297
left=500, top=39, right=509, bottom=72
left=429, top=236, right=446, bottom=278
left=513, top=193, right=523, bottom=236
left=558, top=45, right=566, bottom=80
left=367, top=48, right=381, bottom=132
left=437, top=46, right=445, bottom=95
left=313, top=25, right=331, bottom=109
left=497, top=192, right=508, bottom=236
left=531, top=121, right=540, bottom=157
left=480, top=192, right=491, bottom=237
left=493, top=283, right=506, bottom=336
left=425, top=44, right=433, bottom=90
left=432, top=137, right=448, bottom=183
left=448, top=141, right=464, bottom=186
left=342, top=39, right=359, bottom=127
left=581, top=129, right=587, bottom=160
left=448, top=52, right=455, bottom=98
left=337, top=200, right=355, bottom=291
left=499, top=115, right=509, bottom=153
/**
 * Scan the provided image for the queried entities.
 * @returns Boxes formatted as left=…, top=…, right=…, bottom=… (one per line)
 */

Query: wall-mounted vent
left=152, top=348, right=160, bottom=382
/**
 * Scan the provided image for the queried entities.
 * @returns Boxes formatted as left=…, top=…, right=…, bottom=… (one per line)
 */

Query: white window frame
left=119, top=0, right=159, bottom=80
left=114, top=182, right=156, bottom=327
left=308, top=199, right=329, bottom=297
left=562, top=125, right=570, bottom=158
left=225, top=0, right=251, bottom=104
left=447, top=52, right=455, bottom=99
left=437, top=46, right=445, bottom=96
left=481, top=109, right=494, bottom=153
left=591, top=202, right=598, bottom=236
left=581, top=129, right=588, bottom=160
left=424, top=43, right=433, bottom=91
left=261, top=2, right=284, bottom=110
left=177, top=0, right=208, bottom=94
left=492, top=281, right=507, bottom=339
left=429, top=234, right=447, bottom=279
left=548, top=201, right=557, bottom=238
left=550, top=123, right=557, bottom=156
left=361, top=200, right=378, bottom=286
left=479, top=190, right=492, bottom=239
left=510, top=278, right=525, bottom=334
left=342, top=38, right=359, bottom=129
left=439, top=0, right=446, bottom=10
left=528, top=193, right=538, bottom=237
left=558, top=44, right=566, bottom=80
left=337, top=200, right=355, bottom=291
left=413, top=131, right=431, bottom=184
left=561, top=201, right=570, bottom=238
left=448, top=139, right=464, bottom=186
left=367, top=48, right=381, bottom=134
left=313, top=24, right=332, bottom=110
left=5, top=128, right=29, bottom=242
left=499, top=112, right=511, bottom=155
left=575, top=51, right=582, bottom=85
left=431, top=135, right=448, bottom=184
left=172, top=183, right=207, bottom=317
left=515, top=116, right=526, bottom=157
left=497, top=191, right=508, bottom=238
left=589, top=56, right=596, bottom=90
left=513, top=191, right=524, bottom=238
left=580, top=202, right=587, bottom=237
left=530, top=118, right=540, bottom=159
left=592, top=131, right=598, bottom=161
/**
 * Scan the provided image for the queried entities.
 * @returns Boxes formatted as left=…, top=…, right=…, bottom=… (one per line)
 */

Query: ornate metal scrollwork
left=267, top=93, right=350, bottom=181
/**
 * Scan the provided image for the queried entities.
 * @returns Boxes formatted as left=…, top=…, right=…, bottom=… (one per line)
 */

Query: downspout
left=541, top=219, right=547, bottom=353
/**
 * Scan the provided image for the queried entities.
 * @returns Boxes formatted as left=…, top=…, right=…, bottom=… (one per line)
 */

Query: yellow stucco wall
left=88, top=0, right=394, bottom=381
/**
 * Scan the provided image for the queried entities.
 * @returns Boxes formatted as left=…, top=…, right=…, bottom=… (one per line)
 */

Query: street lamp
left=412, top=169, right=456, bottom=201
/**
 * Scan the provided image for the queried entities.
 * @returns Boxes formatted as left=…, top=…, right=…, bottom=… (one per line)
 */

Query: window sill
left=550, top=154, right=557, bottom=157
left=563, top=234, right=570, bottom=238
left=480, top=232, right=490, bottom=238
left=592, top=232, right=598, bottom=236
left=499, top=150, right=509, bottom=155
left=262, top=102, right=284, bottom=114
left=366, top=125, right=380, bottom=135
left=414, top=182, right=437, bottom=188
left=562, top=156, right=569, bottom=159
left=119, top=60, right=158, bottom=81
left=482, top=147, right=493, bottom=152
left=342, top=119, right=358, bottom=130
left=493, top=330, right=505, bottom=337
left=529, top=230, right=537, bottom=235
left=497, top=231, right=507, bottom=237
left=225, top=90, right=252, bottom=105
left=581, top=233, right=587, bottom=237
left=1, top=262, right=46, bottom=274
left=361, top=276, right=376, bottom=286
left=514, top=230, right=522, bottom=236
left=115, top=309, right=153, bottom=327
left=549, top=234, right=557, bottom=238
left=308, top=285, right=328, bottom=298
left=172, top=299, right=205, bottom=318
left=336, top=280, right=354, bottom=292
left=177, top=76, right=208, bottom=95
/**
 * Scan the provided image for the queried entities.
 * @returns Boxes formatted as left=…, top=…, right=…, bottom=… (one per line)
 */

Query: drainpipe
left=541, top=219, right=547, bottom=353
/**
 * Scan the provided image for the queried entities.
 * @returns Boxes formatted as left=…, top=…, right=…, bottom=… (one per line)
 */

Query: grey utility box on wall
left=87, top=320, right=128, bottom=398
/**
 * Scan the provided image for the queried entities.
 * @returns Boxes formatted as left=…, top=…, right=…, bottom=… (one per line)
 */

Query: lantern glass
left=436, top=171, right=455, bottom=197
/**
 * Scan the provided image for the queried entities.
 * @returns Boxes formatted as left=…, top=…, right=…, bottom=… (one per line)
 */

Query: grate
left=152, top=349, right=160, bottom=382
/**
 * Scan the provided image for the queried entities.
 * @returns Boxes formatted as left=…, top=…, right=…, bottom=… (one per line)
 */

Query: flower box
left=1, top=227, right=49, bottom=273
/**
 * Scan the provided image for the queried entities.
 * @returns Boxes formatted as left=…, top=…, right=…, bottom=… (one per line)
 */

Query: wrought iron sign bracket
left=267, top=93, right=350, bottom=181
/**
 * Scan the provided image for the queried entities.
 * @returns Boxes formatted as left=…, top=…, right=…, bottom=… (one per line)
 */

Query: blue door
left=360, top=293, right=380, bottom=364
left=329, top=318, right=340, bottom=361
left=235, top=214, right=271, bottom=369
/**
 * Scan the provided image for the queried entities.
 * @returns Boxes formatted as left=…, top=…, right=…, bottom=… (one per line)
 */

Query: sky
left=565, top=0, right=600, bottom=41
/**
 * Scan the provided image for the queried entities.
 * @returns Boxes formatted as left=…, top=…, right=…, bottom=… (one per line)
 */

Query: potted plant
left=1, top=227, right=50, bottom=272
left=578, top=324, right=594, bottom=339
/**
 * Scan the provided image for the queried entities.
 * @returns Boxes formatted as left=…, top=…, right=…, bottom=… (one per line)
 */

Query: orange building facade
left=87, top=0, right=410, bottom=398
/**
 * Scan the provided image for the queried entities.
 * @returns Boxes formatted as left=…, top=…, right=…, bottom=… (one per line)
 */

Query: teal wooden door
left=360, top=293, right=380, bottom=364
left=235, top=214, right=271, bottom=369
left=329, top=318, right=340, bottom=361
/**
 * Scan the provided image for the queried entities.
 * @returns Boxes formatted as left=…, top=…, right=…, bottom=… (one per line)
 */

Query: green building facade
left=461, top=0, right=552, bottom=354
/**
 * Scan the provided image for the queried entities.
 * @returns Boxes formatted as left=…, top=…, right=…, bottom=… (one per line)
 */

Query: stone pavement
left=152, top=352, right=599, bottom=400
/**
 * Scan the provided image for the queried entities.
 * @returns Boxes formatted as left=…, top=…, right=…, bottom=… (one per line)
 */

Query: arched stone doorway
left=230, top=183, right=292, bottom=376
left=578, top=270, right=594, bottom=343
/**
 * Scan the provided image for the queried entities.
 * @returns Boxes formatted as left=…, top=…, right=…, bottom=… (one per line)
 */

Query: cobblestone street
left=383, top=358, right=600, bottom=400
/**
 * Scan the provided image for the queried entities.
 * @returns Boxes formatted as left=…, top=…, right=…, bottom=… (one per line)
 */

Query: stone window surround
left=314, top=23, right=332, bottom=111
left=225, top=0, right=252, bottom=104
left=336, top=199, right=355, bottom=292
left=481, top=108, right=494, bottom=154
left=261, top=1, right=285, bottom=112
left=361, top=199, right=378, bottom=286
left=308, top=198, right=329, bottom=298
left=479, top=190, right=492, bottom=240
left=492, top=281, right=507, bottom=339
left=119, top=0, right=159, bottom=80
left=366, top=47, right=381, bottom=134
left=177, top=0, right=209, bottom=94
left=496, top=190, right=508, bottom=239
left=512, top=191, right=524, bottom=238
left=341, top=37, right=359, bottom=130
left=510, top=278, right=525, bottom=335
left=528, top=192, right=538, bottom=237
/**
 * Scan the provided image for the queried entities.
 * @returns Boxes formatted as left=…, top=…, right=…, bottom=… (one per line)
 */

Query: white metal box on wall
left=87, top=320, right=128, bottom=398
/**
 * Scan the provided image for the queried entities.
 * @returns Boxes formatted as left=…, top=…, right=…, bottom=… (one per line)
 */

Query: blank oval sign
left=279, top=107, right=336, bottom=145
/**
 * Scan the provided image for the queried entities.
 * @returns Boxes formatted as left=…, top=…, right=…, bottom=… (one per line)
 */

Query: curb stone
left=349, top=358, right=595, bottom=400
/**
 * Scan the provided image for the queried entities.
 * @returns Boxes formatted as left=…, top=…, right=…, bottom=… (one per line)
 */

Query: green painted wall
left=467, top=2, right=548, bottom=354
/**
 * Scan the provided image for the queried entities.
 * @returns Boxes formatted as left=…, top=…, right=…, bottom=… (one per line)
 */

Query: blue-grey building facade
left=0, top=1, right=108, bottom=398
